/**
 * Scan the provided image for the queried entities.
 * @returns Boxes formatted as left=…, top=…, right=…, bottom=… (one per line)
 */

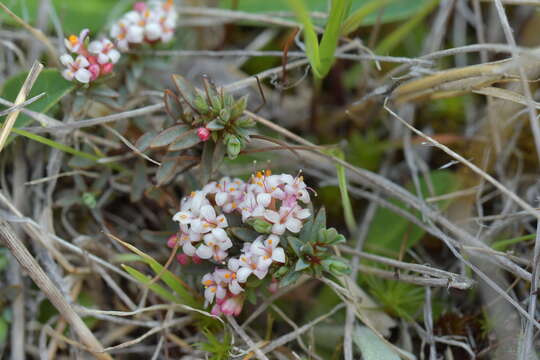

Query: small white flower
left=215, top=267, right=243, bottom=295
left=263, top=205, right=309, bottom=235
left=195, top=232, right=232, bottom=262
left=88, top=39, right=120, bottom=64
left=63, top=29, right=89, bottom=53
left=251, top=235, right=286, bottom=265
left=60, top=54, right=92, bottom=83
left=202, top=273, right=226, bottom=304
left=235, top=251, right=270, bottom=282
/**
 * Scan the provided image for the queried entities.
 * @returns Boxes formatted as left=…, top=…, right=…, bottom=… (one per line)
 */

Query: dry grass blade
left=0, top=220, right=112, bottom=360
left=0, top=3, right=58, bottom=65
left=0, top=61, right=43, bottom=153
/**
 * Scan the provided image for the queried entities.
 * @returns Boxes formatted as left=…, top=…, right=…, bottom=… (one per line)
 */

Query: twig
left=0, top=220, right=112, bottom=360
left=0, top=61, right=43, bottom=153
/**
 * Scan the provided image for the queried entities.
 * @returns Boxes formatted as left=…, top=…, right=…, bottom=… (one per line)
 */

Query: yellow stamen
left=265, top=169, right=272, bottom=176
left=190, top=191, right=196, bottom=197
left=256, top=171, right=263, bottom=178
left=224, top=273, right=230, bottom=279
left=69, top=35, right=78, bottom=45
left=232, top=202, right=237, bottom=209
left=203, top=280, right=213, bottom=286
left=268, top=239, right=273, bottom=245
left=229, top=187, right=235, bottom=192
left=210, top=287, right=216, bottom=293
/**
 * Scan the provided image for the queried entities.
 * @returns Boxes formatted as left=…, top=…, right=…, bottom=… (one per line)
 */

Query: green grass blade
left=341, top=0, right=394, bottom=36
left=286, top=0, right=321, bottom=77
left=122, top=264, right=179, bottom=303
left=491, top=234, right=535, bottom=252
left=375, top=0, right=440, bottom=55
left=112, top=236, right=200, bottom=307
left=12, top=128, right=127, bottom=172
left=318, top=0, right=351, bottom=77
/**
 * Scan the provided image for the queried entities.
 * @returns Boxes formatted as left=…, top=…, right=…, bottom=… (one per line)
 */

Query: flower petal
left=236, top=267, right=252, bottom=283
left=272, top=247, right=286, bottom=263
left=263, top=210, right=280, bottom=224
left=196, top=245, right=213, bottom=259
left=74, top=69, right=91, bottom=83
left=285, top=218, right=302, bottom=233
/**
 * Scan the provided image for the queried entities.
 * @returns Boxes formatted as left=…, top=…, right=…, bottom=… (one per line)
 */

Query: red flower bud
left=101, top=63, right=114, bottom=75
left=88, top=64, right=100, bottom=81
left=197, top=127, right=211, bottom=141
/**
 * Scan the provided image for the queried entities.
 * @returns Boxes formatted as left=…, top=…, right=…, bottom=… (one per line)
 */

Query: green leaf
left=341, top=0, right=394, bottom=35
left=116, top=238, right=200, bottom=308
left=0, top=317, right=7, bottom=346
left=286, top=0, right=321, bottom=77
left=0, top=69, right=75, bottom=130
left=1, top=0, right=128, bottom=34
left=287, top=236, right=303, bottom=257
left=219, top=0, right=432, bottom=26
left=279, top=270, right=301, bottom=287
left=295, top=258, right=310, bottom=272
left=364, top=170, right=459, bottom=256
left=122, top=265, right=179, bottom=303
left=150, top=125, right=189, bottom=148
left=168, top=129, right=202, bottom=151
left=353, top=325, right=401, bottom=360
left=318, top=0, right=351, bottom=77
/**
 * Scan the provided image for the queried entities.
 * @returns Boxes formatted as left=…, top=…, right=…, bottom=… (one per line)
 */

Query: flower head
left=60, top=29, right=119, bottom=84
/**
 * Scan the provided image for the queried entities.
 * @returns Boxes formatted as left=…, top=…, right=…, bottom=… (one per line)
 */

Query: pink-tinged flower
left=220, top=294, right=245, bottom=316
left=195, top=231, right=232, bottom=262
left=239, top=192, right=268, bottom=222
left=214, top=268, right=243, bottom=295
left=205, top=177, right=245, bottom=213
left=88, top=39, right=121, bottom=64
left=197, top=127, right=210, bottom=141
left=60, top=54, right=92, bottom=83
left=64, top=29, right=89, bottom=53
left=263, top=205, right=310, bottom=235
left=251, top=235, right=286, bottom=266
left=234, top=252, right=270, bottom=282
left=190, top=205, right=228, bottom=234
left=167, top=232, right=201, bottom=256
left=201, top=273, right=226, bottom=304
left=284, top=175, right=311, bottom=204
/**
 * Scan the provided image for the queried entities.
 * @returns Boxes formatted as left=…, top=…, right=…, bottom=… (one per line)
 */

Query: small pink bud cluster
left=170, top=170, right=312, bottom=316
left=60, top=29, right=120, bottom=83
left=197, top=127, right=211, bottom=142
left=110, top=0, right=177, bottom=51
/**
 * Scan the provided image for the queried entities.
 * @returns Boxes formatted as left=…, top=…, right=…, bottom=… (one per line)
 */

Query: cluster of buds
left=163, top=75, right=256, bottom=159
left=170, top=170, right=313, bottom=316
left=110, top=0, right=177, bottom=51
left=60, top=29, right=120, bottom=84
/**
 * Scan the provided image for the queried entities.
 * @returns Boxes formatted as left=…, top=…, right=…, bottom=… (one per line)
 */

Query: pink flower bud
left=192, top=254, right=203, bottom=264
left=220, top=295, right=244, bottom=316
left=268, top=278, right=279, bottom=294
left=87, top=55, right=98, bottom=65
left=197, top=127, right=210, bottom=142
left=211, top=304, right=222, bottom=316
left=88, top=64, right=100, bottom=81
left=101, top=63, right=114, bottom=75
left=176, top=253, right=190, bottom=265
left=134, top=2, right=147, bottom=12
left=166, top=234, right=177, bottom=248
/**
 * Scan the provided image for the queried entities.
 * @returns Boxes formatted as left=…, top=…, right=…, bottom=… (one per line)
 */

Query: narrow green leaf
left=122, top=265, right=179, bottom=303
left=341, top=0, right=394, bottom=35
left=150, top=125, right=189, bottom=148
left=168, top=129, right=201, bottom=151
left=376, top=0, right=440, bottom=54
left=286, top=0, right=321, bottom=77
left=318, top=0, right=350, bottom=77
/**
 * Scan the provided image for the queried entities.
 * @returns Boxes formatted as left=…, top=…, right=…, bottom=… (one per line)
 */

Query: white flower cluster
left=170, top=171, right=312, bottom=316
left=60, top=29, right=120, bottom=83
left=110, top=0, right=177, bottom=51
